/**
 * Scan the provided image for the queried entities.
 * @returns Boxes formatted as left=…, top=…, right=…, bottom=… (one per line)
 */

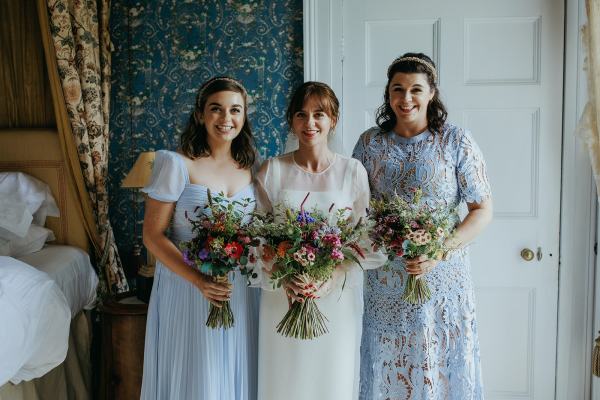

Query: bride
left=254, top=81, right=386, bottom=400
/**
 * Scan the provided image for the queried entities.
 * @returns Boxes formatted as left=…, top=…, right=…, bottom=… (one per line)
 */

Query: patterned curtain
left=38, top=0, right=129, bottom=294
left=579, top=0, right=600, bottom=198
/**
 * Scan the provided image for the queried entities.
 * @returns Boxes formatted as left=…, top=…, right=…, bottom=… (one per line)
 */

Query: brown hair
left=180, top=76, right=256, bottom=168
left=375, top=52, right=448, bottom=134
left=286, top=81, right=340, bottom=129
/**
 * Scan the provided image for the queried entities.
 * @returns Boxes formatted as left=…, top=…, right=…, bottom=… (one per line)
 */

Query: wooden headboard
left=0, top=129, right=89, bottom=252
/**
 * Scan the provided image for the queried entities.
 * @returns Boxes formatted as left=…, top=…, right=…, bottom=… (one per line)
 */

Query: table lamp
left=121, top=151, right=155, bottom=302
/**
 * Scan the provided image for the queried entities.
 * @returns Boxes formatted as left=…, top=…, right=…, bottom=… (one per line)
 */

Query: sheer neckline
left=291, top=152, right=338, bottom=175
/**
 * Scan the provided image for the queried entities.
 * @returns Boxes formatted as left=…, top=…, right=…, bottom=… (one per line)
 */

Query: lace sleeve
left=456, top=130, right=492, bottom=204
left=352, top=130, right=369, bottom=165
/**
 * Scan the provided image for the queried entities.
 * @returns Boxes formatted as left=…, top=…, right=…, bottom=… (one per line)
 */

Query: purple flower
left=182, top=249, right=194, bottom=266
left=296, top=211, right=315, bottom=223
left=198, top=248, right=210, bottom=261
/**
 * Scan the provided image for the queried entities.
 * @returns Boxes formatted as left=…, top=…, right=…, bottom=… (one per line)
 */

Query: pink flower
left=331, top=248, right=344, bottom=261
left=323, top=234, right=341, bottom=247
left=239, top=235, right=251, bottom=244
left=293, top=251, right=304, bottom=263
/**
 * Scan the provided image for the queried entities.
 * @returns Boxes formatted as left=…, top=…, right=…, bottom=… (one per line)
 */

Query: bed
left=0, top=129, right=98, bottom=400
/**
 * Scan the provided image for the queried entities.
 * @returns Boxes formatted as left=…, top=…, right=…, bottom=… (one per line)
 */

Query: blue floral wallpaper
left=108, top=0, right=303, bottom=260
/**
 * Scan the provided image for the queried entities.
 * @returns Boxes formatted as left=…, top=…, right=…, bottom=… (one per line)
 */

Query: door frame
left=303, top=0, right=597, bottom=398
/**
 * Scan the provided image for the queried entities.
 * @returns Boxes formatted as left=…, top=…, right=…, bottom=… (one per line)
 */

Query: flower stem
left=276, top=297, right=329, bottom=339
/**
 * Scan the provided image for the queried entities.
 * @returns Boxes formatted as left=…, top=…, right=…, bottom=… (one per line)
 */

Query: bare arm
left=446, top=198, right=493, bottom=249
left=405, top=198, right=493, bottom=276
left=142, top=197, right=231, bottom=306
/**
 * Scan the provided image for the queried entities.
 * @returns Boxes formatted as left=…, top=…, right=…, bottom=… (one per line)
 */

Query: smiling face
left=291, top=95, right=337, bottom=149
left=199, top=90, right=245, bottom=144
left=388, top=72, right=435, bottom=133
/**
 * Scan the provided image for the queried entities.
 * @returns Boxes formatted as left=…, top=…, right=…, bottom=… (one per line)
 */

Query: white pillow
left=0, top=225, right=55, bottom=258
left=0, top=172, right=60, bottom=226
left=0, top=193, right=33, bottom=238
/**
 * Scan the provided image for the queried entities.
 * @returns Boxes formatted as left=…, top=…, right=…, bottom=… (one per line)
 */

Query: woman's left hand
left=404, top=255, right=440, bottom=278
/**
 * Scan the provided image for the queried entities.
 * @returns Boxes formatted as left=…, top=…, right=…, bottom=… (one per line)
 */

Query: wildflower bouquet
left=251, top=193, right=366, bottom=339
left=368, top=189, right=455, bottom=304
left=180, top=190, right=254, bottom=329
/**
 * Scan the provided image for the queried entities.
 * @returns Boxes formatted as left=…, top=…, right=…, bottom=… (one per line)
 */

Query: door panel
left=339, top=1, right=564, bottom=399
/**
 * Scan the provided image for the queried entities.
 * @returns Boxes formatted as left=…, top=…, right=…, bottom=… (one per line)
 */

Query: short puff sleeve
left=456, top=130, right=492, bottom=204
left=141, top=150, right=187, bottom=202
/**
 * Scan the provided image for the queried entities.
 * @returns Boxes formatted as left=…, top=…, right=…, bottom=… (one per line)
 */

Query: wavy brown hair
left=375, top=52, right=447, bottom=134
left=180, top=77, right=255, bottom=169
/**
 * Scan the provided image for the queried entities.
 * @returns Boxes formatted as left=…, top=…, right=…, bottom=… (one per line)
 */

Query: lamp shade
left=121, top=152, right=155, bottom=188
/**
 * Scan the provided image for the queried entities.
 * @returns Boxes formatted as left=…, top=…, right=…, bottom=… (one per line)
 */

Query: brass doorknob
left=521, top=248, right=535, bottom=261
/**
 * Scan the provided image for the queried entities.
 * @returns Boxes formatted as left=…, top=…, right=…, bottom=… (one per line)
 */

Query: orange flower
left=277, top=241, right=293, bottom=257
left=262, top=245, right=276, bottom=262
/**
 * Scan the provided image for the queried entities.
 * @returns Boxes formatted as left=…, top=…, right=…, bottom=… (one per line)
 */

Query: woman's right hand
left=283, top=276, right=333, bottom=306
left=191, top=272, right=232, bottom=307
left=284, top=277, right=309, bottom=304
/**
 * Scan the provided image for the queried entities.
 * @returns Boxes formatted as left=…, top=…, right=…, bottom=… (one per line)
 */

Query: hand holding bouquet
left=180, top=190, right=254, bottom=329
left=251, top=193, right=366, bottom=339
left=368, top=189, right=456, bottom=304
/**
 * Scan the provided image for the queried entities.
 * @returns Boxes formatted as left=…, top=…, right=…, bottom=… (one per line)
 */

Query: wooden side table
left=98, top=297, right=148, bottom=400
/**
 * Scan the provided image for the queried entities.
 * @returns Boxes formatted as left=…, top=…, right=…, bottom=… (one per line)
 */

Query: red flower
left=224, top=242, right=244, bottom=260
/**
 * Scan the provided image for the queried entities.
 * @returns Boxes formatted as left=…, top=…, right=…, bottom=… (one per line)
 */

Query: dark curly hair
left=375, top=52, right=447, bottom=134
left=180, top=76, right=255, bottom=169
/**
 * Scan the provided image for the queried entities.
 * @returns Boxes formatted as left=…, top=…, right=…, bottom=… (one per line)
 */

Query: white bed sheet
left=18, top=245, right=98, bottom=317
left=0, top=256, right=70, bottom=385
left=0, top=245, right=98, bottom=386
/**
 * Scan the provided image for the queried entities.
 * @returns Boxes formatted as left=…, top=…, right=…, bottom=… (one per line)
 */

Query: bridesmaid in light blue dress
left=353, top=53, right=493, bottom=400
left=140, top=77, right=259, bottom=400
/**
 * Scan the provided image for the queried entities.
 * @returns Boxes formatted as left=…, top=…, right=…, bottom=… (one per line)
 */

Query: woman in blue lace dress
left=140, top=77, right=259, bottom=400
left=353, top=53, right=493, bottom=399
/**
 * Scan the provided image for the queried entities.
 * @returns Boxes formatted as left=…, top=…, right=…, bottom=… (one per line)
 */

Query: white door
left=312, top=0, right=564, bottom=398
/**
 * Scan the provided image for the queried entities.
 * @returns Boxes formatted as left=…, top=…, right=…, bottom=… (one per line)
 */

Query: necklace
left=292, top=151, right=335, bottom=173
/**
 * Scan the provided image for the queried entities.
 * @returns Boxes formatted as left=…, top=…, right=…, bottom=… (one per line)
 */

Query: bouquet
left=180, top=190, right=254, bottom=329
left=251, top=193, right=366, bottom=339
left=368, top=189, right=455, bottom=304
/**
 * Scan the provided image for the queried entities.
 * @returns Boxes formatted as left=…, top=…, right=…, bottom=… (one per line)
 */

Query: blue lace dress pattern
left=352, top=124, right=491, bottom=400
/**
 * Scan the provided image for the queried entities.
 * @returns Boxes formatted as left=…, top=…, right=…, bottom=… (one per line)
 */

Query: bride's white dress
left=254, top=153, right=386, bottom=400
